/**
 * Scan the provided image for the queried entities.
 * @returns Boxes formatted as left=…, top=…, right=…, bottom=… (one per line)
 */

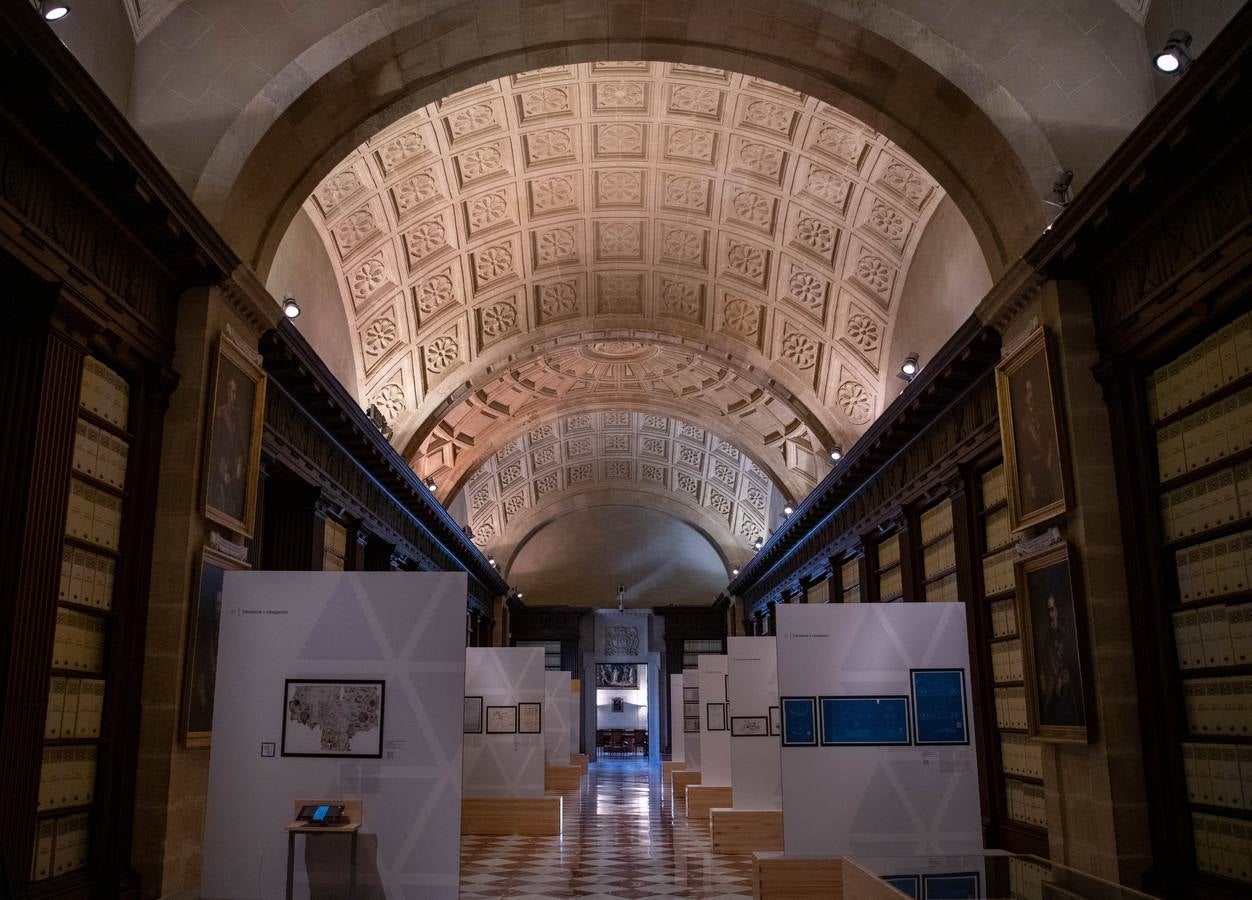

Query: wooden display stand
left=670, top=769, right=701, bottom=802
left=752, top=853, right=905, bottom=899
left=544, top=765, right=582, bottom=791
left=570, top=752, right=589, bottom=772
left=460, top=796, right=562, bottom=835
left=286, top=799, right=363, bottom=900
left=710, top=808, right=783, bottom=853
left=685, top=784, right=732, bottom=820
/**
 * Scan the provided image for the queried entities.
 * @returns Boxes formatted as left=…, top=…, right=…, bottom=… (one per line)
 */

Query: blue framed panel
left=780, top=696, right=817, bottom=746
left=883, top=875, right=920, bottom=898
left=910, top=668, right=969, bottom=745
left=819, top=696, right=910, bottom=746
left=922, top=872, right=979, bottom=899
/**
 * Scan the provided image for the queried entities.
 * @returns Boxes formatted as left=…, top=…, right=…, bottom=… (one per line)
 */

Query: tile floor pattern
left=460, top=758, right=754, bottom=899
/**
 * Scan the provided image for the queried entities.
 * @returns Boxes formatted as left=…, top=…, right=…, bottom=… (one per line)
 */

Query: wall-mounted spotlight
left=1154, top=30, right=1193, bottom=74
left=516, top=591, right=523, bottom=599
left=41, top=3, right=70, bottom=20
left=425, top=477, right=437, bottom=492
left=1044, top=170, right=1074, bottom=209
left=752, top=538, right=764, bottom=550
left=782, top=505, right=794, bottom=517
left=898, top=353, right=920, bottom=382
left=281, top=295, right=301, bottom=319
left=732, top=568, right=739, bottom=576
left=487, top=556, right=496, bottom=566
left=830, top=445, right=843, bottom=462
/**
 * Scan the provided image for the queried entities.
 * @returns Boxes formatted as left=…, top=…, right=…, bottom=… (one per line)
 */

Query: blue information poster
left=780, top=696, right=817, bottom=746
left=883, top=875, right=920, bottom=898
left=819, top=696, right=910, bottom=745
left=911, top=669, right=968, bottom=745
left=922, top=872, right=979, bottom=899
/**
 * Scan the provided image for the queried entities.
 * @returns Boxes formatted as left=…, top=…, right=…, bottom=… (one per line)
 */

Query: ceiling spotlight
left=783, top=505, right=794, bottom=516
left=1154, top=29, right=1192, bottom=74
left=830, top=445, right=843, bottom=462
left=899, top=353, right=920, bottom=381
left=732, top=568, right=739, bottom=576
left=1044, top=170, right=1074, bottom=209
left=281, top=295, right=301, bottom=319
left=425, top=477, right=437, bottom=492
left=42, top=3, right=70, bottom=20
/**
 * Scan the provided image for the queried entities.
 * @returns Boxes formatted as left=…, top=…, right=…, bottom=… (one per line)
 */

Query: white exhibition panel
left=543, top=670, right=571, bottom=765
left=697, top=655, right=731, bottom=786
left=682, top=669, right=701, bottom=770
left=776, top=603, right=982, bottom=858
left=727, top=636, right=781, bottom=809
left=669, top=674, right=684, bottom=763
left=568, top=682, right=579, bottom=759
left=464, top=647, right=545, bottom=798
left=202, top=571, right=467, bottom=900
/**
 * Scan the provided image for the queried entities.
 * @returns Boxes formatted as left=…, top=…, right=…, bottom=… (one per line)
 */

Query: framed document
left=1017, top=543, right=1093, bottom=743
left=730, top=716, right=769, bottom=737
left=706, top=702, right=727, bottom=731
left=768, top=705, right=781, bottom=736
left=819, top=696, right=910, bottom=746
left=683, top=716, right=700, bottom=733
left=683, top=702, right=700, bottom=717
left=181, top=546, right=248, bottom=748
left=463, top=696, right=483, bottom=734
left=281, top=679, right=384, bottom=758
left=518, top=701, right=542, bottom=734
left=202, top=327, right=266, bottom=537
left=683, top=686, right=699, bottom=703
left=486, top=705, right=517, bottom=734
left=996, top=326, right=1072, bottom=531
left=781, top=697, right=817, bottom=747
left=910, top=669, right=969, bottom=745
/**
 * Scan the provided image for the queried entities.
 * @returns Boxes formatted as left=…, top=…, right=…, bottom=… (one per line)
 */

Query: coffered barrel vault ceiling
left=298, top=61, right=955, bottom=591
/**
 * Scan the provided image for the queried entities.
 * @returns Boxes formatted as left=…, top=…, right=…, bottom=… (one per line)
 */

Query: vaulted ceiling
left=300, top=64, right=947, bottom=535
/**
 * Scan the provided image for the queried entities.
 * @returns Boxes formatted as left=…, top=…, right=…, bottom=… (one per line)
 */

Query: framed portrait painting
left=995, top=326, right=1072, bottom=531
left=181, top=546, right=249, bottom=748
left=202, top=327, right=266, bottom=537
left=1016, top=544, right=1093, bottom=743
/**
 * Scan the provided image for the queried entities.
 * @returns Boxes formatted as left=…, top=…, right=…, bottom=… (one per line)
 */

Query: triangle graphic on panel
left=937, top=768, right=980, bottom=833
left=369, top=586, right=425, bottom=660
left=920, top=606, right=965, bottom=667
left=297, top=578, right=386, bottom=661
left=881, top=606, right=937, bottom=667
left=885, top=758, right=943, bottom=828
left=403, top=670, right=466, bottom=764
left=848, top=761, right=916, bottom=833
left=841, top=610, right=910, bottom=672
left=466, top=742, right=510, bottom=789
left=404, top=603, right=457, bottom=665
left=382, top=679, right=441, bottom=768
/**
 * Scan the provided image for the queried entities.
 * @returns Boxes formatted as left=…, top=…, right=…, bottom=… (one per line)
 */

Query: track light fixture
left=830, top=445, right=843, bottom=462
left=41, top=3, right=70, bottom=20
left=899, top=353, right=920, bottom=381
left=281, top=295, right=301, bottom=319
left=1154, top=30, right=1193, bottom=74
left=1044, top=170, right=1074, bottom=209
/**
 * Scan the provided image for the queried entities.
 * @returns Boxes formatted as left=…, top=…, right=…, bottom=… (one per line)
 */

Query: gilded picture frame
left=1015, top=543, right=1094, bottom=743
left=181, top=546, right=249, bottom=748
left=202, top=328, right=266, bottom=537
left=995, top=326, right=1072, bottom=532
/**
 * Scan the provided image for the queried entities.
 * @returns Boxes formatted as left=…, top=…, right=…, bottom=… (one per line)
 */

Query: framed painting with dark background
left=181, top=546, right=248, bottom=748
left=202, top=328, right=266, bottom=537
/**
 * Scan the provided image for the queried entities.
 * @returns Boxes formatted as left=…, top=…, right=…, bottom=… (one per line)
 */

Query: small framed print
left=518, top=701, right=542, bottom=734
left=202, top=327, right=266, bottom=537
left=910, top=669, right=969, bottom=746
left=1017, top=543, right=1093, bottom=743
left=730, top=716, right=769, bottom=737
left=683, top=716, right=700, bottom=733
left=996, top=326, right=1072, bottom=532
left=463, top=696, right=484, bottom=734
left=781, top=697, right=817, bottom=747
left=706, top=702, right=727, bottom=732
left=683, top=701, right=700, bottom=717
left=768, top=705, right=781, bottom=736
left=281, top=679, right=384, bottom=758
left=486, top=705, right=518, bottom=734
left=683, top=686, right=699, bottom=703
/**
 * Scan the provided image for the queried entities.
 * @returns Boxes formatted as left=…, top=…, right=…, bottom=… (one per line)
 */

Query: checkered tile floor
left=460, top=758, right=754, bottom=899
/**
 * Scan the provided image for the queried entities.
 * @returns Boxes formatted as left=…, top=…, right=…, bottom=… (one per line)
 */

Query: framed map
left=281, top=679, right=384, bottom=758
left=486, top=705, right=518, bottom=734
left=518, top=702, right=542, bottom=734
left=730, top=716, right=768, bottom=737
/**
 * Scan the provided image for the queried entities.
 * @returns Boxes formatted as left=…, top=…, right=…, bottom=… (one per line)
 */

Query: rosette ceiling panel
left=300, top=62, right=949, bottom=579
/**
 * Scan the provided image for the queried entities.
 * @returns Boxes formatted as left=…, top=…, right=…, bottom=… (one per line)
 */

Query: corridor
left=459, top=759, right=754, bottom=899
